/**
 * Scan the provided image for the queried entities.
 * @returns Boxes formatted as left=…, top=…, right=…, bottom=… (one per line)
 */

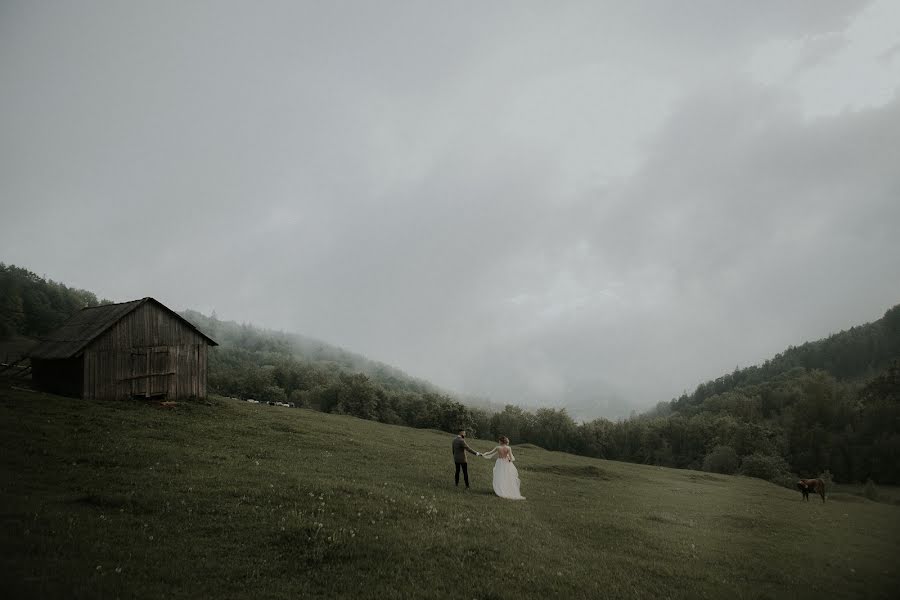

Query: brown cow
left=797, top=478, right=826, bottom=502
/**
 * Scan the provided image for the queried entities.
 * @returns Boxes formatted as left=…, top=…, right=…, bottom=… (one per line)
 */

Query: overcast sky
left=2, top=1, right=899, bottom=418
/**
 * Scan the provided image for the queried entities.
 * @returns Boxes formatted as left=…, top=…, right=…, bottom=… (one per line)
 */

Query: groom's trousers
left=455, top=462, right=469, bottom=488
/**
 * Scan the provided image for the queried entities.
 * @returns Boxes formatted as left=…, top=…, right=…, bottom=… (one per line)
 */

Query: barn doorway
left=131, top=348, right=170, bottom=399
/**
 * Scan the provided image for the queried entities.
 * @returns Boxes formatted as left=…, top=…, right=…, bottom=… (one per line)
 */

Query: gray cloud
left=792, top=34, right=849, bottom=73
left=879, top=42, right=900, bottom=64
left=1, top=0, right=897, bottom=418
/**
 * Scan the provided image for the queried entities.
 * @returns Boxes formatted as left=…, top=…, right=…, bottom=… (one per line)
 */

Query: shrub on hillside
left=864, top=478, right=879, bottom=501
left=289, top=389, right=311, bottom=408
left=771, top=471, right=798, bottom=489
left=817, top=469, right=834, bottom=492
left=702, top=445, right=739, bottom=474
left=262, top=385, right=287, bottom=404
left=740, top=452, right=791, bottom=482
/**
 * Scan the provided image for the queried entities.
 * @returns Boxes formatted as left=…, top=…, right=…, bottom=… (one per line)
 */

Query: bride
left=480, top=436, right=525, bottom=500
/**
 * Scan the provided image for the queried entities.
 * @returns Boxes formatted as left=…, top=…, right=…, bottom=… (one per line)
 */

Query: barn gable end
left=29, top=298, right=217, bottom=401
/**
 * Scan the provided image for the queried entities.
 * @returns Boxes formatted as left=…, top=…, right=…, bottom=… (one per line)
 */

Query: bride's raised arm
left=481, top=446, right=500, bottom=459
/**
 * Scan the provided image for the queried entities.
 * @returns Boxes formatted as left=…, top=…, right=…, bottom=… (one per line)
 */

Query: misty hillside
left=0, top=262, right=452, bottom=405
left=180, top=309, right=446, bottom=399
left=617, top=302, right=900, bottom=485
left=665, top=302, right=900, bottom=415
left=0, top=262, right=450, bottom=402
left=177, top=309, right=495, bottom=435
left=3, top=261, right=900, bottom=485
left=0, top=262, right=489, bottom=437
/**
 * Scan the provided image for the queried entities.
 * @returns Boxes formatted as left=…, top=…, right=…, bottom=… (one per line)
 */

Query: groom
left=452, top=429, right=481, bottom=489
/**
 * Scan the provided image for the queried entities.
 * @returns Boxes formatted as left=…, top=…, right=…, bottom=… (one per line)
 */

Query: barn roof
left=28, top=297, right=218, bottom=359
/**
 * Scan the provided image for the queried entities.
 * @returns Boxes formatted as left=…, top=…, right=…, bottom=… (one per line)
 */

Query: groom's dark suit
left=452, top=435, right=477, bottom=488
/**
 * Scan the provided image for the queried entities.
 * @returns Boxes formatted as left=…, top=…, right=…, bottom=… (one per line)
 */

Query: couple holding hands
left=452, top=429, right=525, bottom=500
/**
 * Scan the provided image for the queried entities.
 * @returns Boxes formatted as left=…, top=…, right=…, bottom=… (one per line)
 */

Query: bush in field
left=864, top=478, right=879, bottom=501
left=770, top=471, right=798, bottom=489
left=740, top=452, right=791, bottom=482
left=263, top=385, right=287, bottom=403
left=289, top=389, right=311, bottom=408
left=817, top=469, right=834, bottom=492
left=702, top=445, right=739, bottom=474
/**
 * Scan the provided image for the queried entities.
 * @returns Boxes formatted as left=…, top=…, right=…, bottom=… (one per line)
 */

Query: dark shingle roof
left=28, top=297, right=217, bottom=359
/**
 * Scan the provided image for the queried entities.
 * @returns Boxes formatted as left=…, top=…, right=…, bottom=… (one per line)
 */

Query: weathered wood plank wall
left=81, top=302, right=211, bottom=400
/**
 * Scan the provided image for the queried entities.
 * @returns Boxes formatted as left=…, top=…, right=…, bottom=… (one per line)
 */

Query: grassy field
left=1, top=384, right=898, bottom=599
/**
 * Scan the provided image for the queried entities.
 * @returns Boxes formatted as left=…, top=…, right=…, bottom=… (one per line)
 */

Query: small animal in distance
left=797, top=478, right=826, bottom=502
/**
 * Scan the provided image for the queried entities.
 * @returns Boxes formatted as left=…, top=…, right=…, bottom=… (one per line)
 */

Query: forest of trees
left=485, top=358, right=900, bottom=485
left=0, top=263, right=107, bottom=338
left=2, top=262, right=899, bottom=486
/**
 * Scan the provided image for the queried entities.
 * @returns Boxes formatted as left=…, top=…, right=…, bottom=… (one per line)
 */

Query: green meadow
left=1, top=386, right=898, bottom=599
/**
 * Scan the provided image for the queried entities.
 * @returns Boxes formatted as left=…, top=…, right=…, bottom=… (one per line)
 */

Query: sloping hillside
left=3, top=261, right=899, bottom=487
left=670, top=303, right=900, bottom=412
left=1, top=384, right=897, bottom=599
left=181, top=308, right=449, bottom=400
left=0, top=263, right=488, bottom=437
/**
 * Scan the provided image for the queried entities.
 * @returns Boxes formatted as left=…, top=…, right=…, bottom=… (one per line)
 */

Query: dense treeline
left=666, top=305, right=900, bottom=415
left=2, top=262, right=898, bottom=485
left=488, top=360, right=900, bottom=485
left=0, top=263, right=107, bottom=339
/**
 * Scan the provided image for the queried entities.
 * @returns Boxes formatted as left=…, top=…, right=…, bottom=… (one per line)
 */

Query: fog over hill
left=2, top=1, right=900, bottom=418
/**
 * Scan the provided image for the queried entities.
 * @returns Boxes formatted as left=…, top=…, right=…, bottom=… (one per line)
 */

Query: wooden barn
left=29, top=297, right=218, bottom=400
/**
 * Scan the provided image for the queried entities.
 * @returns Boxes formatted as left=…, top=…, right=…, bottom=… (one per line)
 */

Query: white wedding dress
left=481, top=445, right=525, bottom=500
